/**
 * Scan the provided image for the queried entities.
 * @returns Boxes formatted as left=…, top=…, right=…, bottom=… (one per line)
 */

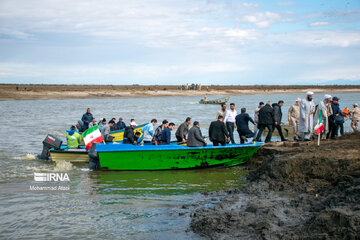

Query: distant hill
left=299, top=79, right=360, bottom=85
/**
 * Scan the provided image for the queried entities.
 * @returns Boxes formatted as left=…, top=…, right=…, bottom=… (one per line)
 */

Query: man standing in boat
left=216, top=103, right=227, bottom=120
left=81, top=108, right=93, bottom=130
left=160, top=122, right=175, bottom=144
left=124, top=122, right=138, bottom=145
left=175, top=117, right=191, bottom=143
left=101, top=120, right=115, bottom=142
left=209, top=115, right=230, bottom=146
left=142, top=119, right=157, bottom=144
left=187, top=121, right=207, bottom=147
left=152, top=120, right=168, bottom=145
left=224, top=103, right=237, bottom=144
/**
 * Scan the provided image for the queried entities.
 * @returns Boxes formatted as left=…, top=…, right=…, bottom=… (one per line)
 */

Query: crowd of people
left=66, top=94, right=360, bottom=148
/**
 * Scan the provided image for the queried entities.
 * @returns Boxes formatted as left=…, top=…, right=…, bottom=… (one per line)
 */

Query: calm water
left=0, top=92, right=359, bottom=239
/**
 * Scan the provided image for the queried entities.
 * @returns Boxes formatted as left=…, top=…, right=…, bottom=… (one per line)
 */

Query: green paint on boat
left=96, top=143, right=263, bottom=170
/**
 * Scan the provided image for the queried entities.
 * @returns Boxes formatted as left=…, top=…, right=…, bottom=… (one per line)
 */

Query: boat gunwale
left=97, top=142, right=263, bottom=153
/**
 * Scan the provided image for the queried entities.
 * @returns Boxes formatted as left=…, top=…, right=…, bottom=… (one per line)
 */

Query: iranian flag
left=314, top=110, right=325, bottom=134
left=82, top=125, right=104, bottom=150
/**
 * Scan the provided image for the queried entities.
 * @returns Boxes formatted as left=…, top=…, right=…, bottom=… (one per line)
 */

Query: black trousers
left=255, top=124, right=273, bottom=143
left=327, top=118, right=335, bottom=139
left=237, top=130, right=254, bottom=144
left=212, top=140, right=226, bottom=146
left=226, top=122, right=235, bottom=144
left=273, top=124, right=286, bottom=140
left=176, top=136, right=183, bottom=142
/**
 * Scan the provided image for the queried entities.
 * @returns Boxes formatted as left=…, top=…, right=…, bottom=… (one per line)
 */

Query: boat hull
left=97, top=143, right=262, bottom=170
left=50, top=149, right=89, bottom=163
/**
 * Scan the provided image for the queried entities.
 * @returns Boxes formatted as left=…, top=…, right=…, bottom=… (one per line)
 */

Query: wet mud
left=190, top=133, right=360, bottom=239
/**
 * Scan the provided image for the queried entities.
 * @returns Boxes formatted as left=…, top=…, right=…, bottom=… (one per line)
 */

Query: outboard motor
left=38, top=134, right=63, bottom=160
left=89, top=143, right=100, bottom=170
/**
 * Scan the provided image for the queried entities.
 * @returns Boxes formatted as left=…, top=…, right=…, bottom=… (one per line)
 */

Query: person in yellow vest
left=67, top=125, right=82, bottom=148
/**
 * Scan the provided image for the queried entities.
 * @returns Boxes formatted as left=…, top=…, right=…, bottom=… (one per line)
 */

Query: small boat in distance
left=199, top=96, right=229, bottom=105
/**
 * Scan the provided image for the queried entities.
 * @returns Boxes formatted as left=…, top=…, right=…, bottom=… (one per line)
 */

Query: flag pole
left=317, top=133, right=320, bottom=146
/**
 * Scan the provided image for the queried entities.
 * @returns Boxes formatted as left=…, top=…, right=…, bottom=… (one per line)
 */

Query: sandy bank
left=1, top=84, right=360, bottom=100
left=190, top=133, right=360, bottom=239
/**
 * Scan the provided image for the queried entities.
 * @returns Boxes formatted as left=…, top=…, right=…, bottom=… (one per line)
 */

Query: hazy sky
left=0, top=0, right=359, bottom=85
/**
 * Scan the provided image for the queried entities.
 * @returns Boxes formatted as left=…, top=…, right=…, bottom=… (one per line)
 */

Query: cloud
left=299, top=66, right=360, bottom=82
left=0, top=62, right=249, bottom=83
left=309, top=21, right=329, bottom=27
left=266, top=30, right=360, bottom=47
left=277, top=1, right=295, bottom=6
left=0, top=0, right=261, bottom=50
left=0, top=28, right=33, bottom=39
left=242, top=11, right=281, bottom=28
left=242, top=2, right=259, bottom=8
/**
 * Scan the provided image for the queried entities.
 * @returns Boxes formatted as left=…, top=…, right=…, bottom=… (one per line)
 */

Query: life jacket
left=67, top=131, right=81, bottom=148
left=343, top=107, right=350, bottom=118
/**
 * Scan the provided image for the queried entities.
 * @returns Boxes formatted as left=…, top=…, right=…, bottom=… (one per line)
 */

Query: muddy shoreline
left=1, top=84, right=360, bottom=100
left=190, top=133, right=360, bottom=239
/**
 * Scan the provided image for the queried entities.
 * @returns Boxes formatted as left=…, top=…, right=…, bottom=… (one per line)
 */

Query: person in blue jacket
left=160, top=122, right=175, bottom=144
left=81, top=108, right=93, bottom=131
left=117, top=117, right=126, bottom=130
left=141, top=119, right=157, bottom=143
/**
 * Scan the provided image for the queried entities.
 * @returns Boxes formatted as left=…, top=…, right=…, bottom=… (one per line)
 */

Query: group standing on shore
left=67, top=94, right=359, bottom=147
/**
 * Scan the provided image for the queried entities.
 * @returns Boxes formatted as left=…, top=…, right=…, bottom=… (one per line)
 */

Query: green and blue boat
left=96, top=142, right=263, bottom=170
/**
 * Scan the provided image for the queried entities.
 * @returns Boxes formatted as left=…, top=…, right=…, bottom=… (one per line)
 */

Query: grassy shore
left=1, top=84, right=360, bottom=100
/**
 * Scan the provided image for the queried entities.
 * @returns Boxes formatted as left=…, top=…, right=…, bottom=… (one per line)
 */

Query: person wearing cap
left=123, top=121, right=138, bottom=144
left=66, top=125, right=82, bottom=148
left=299, top=91, right=316, bottom=141
left=350, top=103, right=360, bottom=132
left=141, top=119, right=157, bottom=143
left=314, top=94, right=332, bottom=139
left=116, top=117, right=126, bottom=130
left=187, top=121, right=207, bottom=147
left=329, top=96, right=344, bottom=139
left=288, top=98, right=301, bottom=140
